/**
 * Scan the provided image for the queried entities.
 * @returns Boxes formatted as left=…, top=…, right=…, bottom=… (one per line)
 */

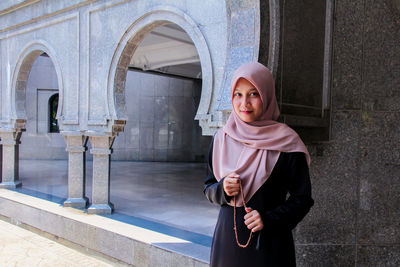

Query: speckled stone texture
left=0, top=131, right=22, bottom=189
left=279, top=0, right=326, bottom=108
left=63, top=135, right=88, bottom=208
left=357, top=245, right=400, bottom=267
left=296, top=0, right=400, bottom=266
left=296, top=245, right=356, bottom=267
left=258, top=0, right=269, bottom=67
left=358, top=112, right=400, bottom=245
left=331, top=0, right=364, bottom=110
left=357, top=0, right=400, bottom=252
left=88, top=136, right=115, bottom=214
left=296, top=111, right=360, bottom=245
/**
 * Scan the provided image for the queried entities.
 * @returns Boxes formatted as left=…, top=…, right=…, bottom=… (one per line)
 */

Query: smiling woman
left=204, top=62, right=313, bottom=267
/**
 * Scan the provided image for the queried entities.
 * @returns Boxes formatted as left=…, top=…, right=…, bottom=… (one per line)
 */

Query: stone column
left=0, top=143, right=2, bottom=184
left=63, top=135, right=88, bottom=208
left=87, top=136, right=115, bottom=214
left=0, top=131, right=22, bottom=188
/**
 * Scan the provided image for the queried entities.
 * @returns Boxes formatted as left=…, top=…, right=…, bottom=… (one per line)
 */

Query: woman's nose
left=241, top=96, right=250, bottom=106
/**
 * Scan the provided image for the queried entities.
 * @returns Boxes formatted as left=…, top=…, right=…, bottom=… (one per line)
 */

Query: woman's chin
left=240, top=118, right=256, bottom=123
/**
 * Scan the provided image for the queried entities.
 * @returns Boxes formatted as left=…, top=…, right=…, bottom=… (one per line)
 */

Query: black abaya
left=204, top=142, right=314, bottom=267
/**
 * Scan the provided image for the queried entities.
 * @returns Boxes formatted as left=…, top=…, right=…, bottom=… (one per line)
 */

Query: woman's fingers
left=250, top=224, right=262, bottom=232
left=223, top=176, right=240, bottom=196
left=244, top=210, right=264, bottom=232
left=225, top=177, right=239, bottom=184
left=244, top=211, right=256, bottom=223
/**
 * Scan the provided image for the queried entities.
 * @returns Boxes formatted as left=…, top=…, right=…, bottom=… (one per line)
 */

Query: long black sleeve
left=261, top=152, right=314, bottom=230
left=203, top=140, right=232, bottom=206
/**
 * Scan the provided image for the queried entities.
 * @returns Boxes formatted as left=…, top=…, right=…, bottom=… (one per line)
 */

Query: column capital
left=63, top=134, right=88, bottom=148
left=88, top=135, right=115, bottom=149
left=0, top=139, right=21, bottom=146
left=0, top=131, right=22, bottom=145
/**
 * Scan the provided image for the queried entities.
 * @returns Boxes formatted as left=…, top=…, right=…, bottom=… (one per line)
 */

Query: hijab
left=212, top=62, right=310, bottom=206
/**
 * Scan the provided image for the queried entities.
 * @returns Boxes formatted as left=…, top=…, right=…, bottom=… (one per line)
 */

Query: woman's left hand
left=244, top=207, right=264, bottom=232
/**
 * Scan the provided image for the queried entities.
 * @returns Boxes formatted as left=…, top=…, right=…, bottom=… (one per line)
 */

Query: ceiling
left=129, top=24, right=202, bottom=79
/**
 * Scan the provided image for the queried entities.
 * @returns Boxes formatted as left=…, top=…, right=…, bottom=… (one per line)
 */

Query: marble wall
left=291, top=1, right=400, bottom=265
left=113, top=70, right=212, bottom=162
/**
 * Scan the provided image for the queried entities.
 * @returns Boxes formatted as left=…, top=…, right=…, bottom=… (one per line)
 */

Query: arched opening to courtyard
left=108, top=22, right=217, bottom=237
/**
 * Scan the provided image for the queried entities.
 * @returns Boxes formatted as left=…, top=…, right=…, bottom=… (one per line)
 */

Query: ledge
left=0, top=189, right=210, bottom=266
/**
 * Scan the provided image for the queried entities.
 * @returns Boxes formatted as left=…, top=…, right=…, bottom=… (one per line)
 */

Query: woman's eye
left=234, top=92, right=241, bottom=96
left=250, top=92, right=259, bottom=96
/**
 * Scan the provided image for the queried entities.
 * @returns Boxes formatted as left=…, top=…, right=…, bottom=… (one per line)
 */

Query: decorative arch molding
left=10, top=40, right=64, bottom=130
left=107, top=5, right=213, bottom=132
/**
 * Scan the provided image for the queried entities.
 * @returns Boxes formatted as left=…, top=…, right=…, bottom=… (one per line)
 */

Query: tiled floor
left=19, top=160, right=219, bottom=237
left=0, top=219, right=117, bottom=267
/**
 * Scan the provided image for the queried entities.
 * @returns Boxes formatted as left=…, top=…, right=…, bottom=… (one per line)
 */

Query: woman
left=204, top=62, right=314, bottom=267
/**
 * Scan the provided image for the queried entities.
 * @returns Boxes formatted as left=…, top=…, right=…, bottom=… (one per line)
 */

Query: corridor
left=18, top=160, right=219, bottom=240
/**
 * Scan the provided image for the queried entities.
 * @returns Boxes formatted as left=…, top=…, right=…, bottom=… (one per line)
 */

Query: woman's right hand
left=223, top=173, right=240, bottom=196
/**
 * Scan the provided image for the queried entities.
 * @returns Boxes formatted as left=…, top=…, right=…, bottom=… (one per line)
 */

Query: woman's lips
left=241, top=111, right=253, bottom=114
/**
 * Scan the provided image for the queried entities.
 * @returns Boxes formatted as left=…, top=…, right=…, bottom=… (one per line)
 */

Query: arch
left=107, top=5, right=213, bottom=122
left=11, top=40, right=64, bottom=129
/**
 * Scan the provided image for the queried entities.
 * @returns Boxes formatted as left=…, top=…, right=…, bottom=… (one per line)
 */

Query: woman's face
left=232, top=78, right=264, bottom=123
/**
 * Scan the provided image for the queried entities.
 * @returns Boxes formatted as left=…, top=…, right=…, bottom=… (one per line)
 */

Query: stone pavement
left=0, top=219, right=124, bottom=267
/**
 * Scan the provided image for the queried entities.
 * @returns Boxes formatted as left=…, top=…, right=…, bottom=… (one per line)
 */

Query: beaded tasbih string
left=233, top=178, right=252, bottom=248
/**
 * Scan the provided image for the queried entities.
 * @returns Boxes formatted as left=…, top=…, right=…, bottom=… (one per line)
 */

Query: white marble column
left=0, top=131, right=22, bottom=188
left=63, top=134, right=88, bottom=208
left=87, top=136, right=115, bottom=214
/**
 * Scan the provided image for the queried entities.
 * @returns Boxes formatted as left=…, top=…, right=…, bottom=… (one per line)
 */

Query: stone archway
left=11, top=41, right=64, bottom=130
left=99, top=7, right=214, bottom=219
left=107, top=6, right=213, bottom=125
left=0, top=41, right=64, bottom=189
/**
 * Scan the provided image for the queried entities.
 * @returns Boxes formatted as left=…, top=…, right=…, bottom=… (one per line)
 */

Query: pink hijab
left=212, top=62, right=310, bottom=206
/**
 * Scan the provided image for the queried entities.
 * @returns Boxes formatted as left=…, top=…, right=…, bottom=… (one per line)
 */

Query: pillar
left=0, top=131, right=22, bottom=188
left=0, top=142, right=2, bottom=184
left=87, top=135, right=115, bottom=214
left=63, top=134, right=88, bottom=208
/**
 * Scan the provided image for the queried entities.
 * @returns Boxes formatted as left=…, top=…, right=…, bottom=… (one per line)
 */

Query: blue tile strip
left=102, top=212, right=212, bottom=247
left=11, top=187, right=66, bottom=205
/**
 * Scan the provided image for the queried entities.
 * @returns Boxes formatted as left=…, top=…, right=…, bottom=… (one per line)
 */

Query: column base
left=87, top=203, right=114, bottom=214
left=0, top=181, right=22, bottom=189
left=63, top=197, right=88, bottom=208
